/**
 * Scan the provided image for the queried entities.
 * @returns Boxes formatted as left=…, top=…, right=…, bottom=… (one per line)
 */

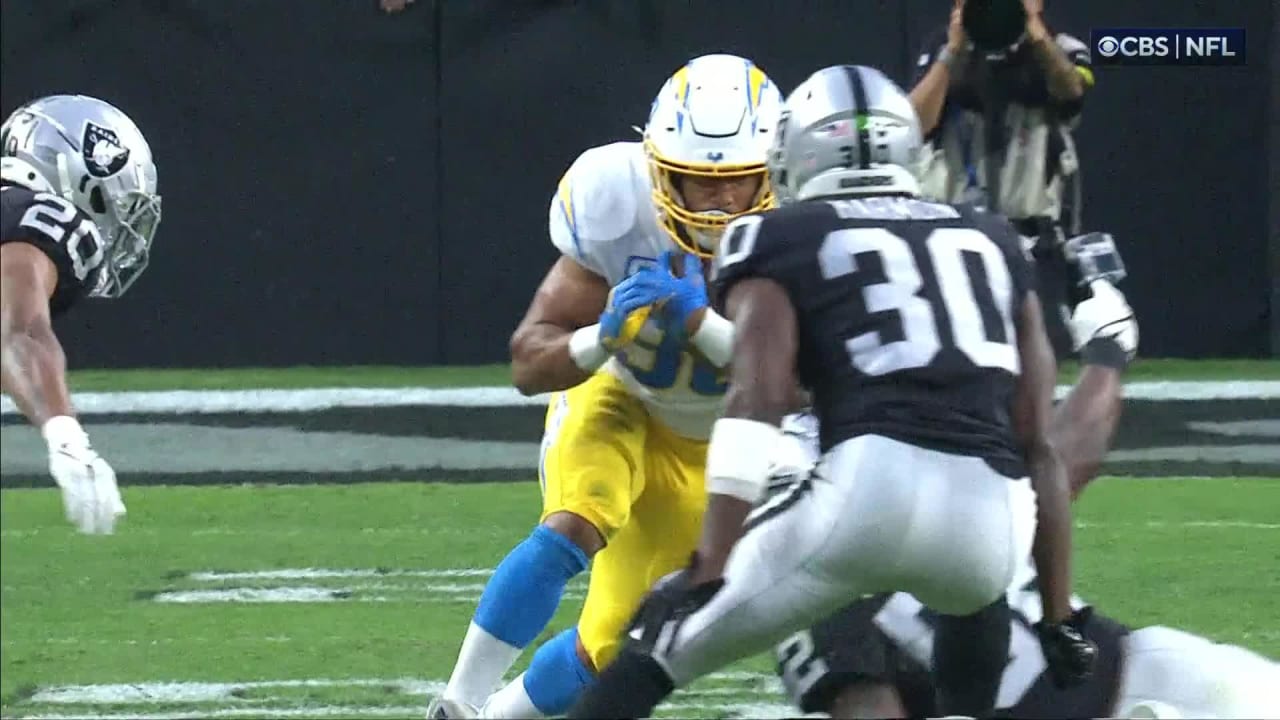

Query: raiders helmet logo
left=82, top=122, right=130, bottom=178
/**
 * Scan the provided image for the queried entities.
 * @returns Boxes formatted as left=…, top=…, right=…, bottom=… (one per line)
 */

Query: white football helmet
left=768, top=65, right=923, bottom=204
left=643, top=53, right=783, bottom=256
left=1, top=95, right=161, bottom=298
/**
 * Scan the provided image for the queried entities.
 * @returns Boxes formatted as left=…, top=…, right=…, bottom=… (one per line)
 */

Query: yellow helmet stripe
left=673, top=66, right=691, bottom=108
left=746, top=63, right=769, bottom=113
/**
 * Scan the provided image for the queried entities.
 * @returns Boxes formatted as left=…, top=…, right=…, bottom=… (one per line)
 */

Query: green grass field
left=2, top=362, right=1278, bottom=719
left=2, top=479, right=1277, bottom=719
left=60, top=358, right=1280, bottom=392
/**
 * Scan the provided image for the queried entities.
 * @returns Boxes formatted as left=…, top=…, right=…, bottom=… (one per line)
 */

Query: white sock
left=480, top=672, right=544, bottom=720
left=442, top=621, right=524, bottom=708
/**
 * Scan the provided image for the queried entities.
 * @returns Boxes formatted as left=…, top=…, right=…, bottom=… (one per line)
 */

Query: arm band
left=568, top=324, right=609, bottom=373
left=1080, top=337, right=1129, bottom=371
left=691, top=309, right=734, bottom=368
left=705, top=417, right=783, bottom=504
left=937, top=45, right=959, bottom=71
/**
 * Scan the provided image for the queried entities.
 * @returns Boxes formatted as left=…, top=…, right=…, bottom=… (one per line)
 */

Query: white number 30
left=819, top=227, right=1019, bottom=376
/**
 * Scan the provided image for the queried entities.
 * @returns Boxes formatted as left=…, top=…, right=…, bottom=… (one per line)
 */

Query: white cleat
left=426, top=697, right=479, bottom=719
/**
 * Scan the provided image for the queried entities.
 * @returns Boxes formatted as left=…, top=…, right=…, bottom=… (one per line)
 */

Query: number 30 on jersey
left=721, top=215, right=1020, bottom=377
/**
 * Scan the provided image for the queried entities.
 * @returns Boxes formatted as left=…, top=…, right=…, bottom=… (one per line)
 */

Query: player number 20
left=19, top=192, right=105, bottom=282
left=819, top=227, right=1019, bottom=376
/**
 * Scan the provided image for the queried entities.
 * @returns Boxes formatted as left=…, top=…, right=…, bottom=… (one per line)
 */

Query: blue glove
left=600, top=270, right=673, bottom=351
left=651, top=250, right=710, bottom=337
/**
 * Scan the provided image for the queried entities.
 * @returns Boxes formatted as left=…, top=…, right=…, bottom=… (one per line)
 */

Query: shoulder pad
left=555, top=142, right=645, bottom=245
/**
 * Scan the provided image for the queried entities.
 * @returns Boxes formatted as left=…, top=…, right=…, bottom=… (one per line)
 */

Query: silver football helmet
left=767, top=65, right=923, bottom=205
left=1, top=95, right=161, bottom=297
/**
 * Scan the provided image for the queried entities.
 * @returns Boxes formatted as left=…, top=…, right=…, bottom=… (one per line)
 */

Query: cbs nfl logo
left=1092, top=28, right=1246, bottom=66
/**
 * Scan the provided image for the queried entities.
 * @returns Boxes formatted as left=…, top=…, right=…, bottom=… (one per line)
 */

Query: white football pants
left=654, top=433, right=1038, bottom=686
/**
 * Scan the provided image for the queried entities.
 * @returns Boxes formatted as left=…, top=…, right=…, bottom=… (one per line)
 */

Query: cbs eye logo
left=1097, top=36, right=1121, bottom=57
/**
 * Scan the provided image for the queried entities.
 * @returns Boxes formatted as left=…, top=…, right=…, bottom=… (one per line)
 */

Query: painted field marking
left=12, top=708, right=430, bottom=720
left=150, top=587, right=587, bottom=604
left=29, top=678, right=438, bottom=704
left=1077, top=520, right=1280, bottom=530
left=27, top=673, right=769, bottom=705
left=4, top=380, right=1277, bottom=416
left=6, top=510, right=1276, bottom=542
left=17, top=673, right=787, bottom=720
left=188, top=568, right=491, bottom=581
left=146, top=568, right=587, bottom=604
left=152, top=587, right=378, bottom=604
left=11, top=703, right=805, bottom=720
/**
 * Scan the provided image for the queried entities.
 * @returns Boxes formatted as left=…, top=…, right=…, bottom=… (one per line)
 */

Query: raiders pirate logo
left=82, top=122, right=130, bottom=178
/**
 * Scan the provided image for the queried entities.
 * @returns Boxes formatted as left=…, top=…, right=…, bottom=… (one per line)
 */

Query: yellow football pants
left=538, top=370, right=708, bottom=671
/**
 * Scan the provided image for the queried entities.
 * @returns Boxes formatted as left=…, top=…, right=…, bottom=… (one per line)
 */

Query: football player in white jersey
left=426, top=54, right=783, bottom=719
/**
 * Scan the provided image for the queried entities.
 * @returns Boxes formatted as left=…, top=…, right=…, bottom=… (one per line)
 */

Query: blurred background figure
left=909, top=0, right=1093, bottom=356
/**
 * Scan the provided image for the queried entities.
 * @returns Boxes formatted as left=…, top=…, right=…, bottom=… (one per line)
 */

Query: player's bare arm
left=509, top=255, right=610, bottom=396
left=693, top=276, right=797, bottom=583
left=0, top=241, right=72, bottom=426
left=1054, top=272, right=1139, bottom=497
left=1052, top=365, right=1123, bottom=498
left=1011, top=291, right=1072, bottom=623
left=1014, top=290, right=1098, bottom=687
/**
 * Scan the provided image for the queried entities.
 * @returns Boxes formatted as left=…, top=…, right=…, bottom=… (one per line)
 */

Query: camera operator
left=910, top=0, right=1095, bottom=356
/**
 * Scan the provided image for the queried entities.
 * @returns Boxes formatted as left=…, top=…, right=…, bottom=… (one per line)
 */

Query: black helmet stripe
left=841, top=65, right=872, bottom=169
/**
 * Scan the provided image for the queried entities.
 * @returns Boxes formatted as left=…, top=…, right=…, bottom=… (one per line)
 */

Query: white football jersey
left=548, top=141, right=727, bottom=439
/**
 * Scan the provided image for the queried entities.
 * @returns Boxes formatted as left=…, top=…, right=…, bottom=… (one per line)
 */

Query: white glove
left=1069, top=280, right=1139, bottom=360
left=42, top=416, right=126, bottom=534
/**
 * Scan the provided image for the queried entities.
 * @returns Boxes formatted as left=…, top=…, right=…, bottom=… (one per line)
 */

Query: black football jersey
left=1, top=184, right=105, bottom=316
left=777, top=581, right=1128, bottom=719
left=711, top=196, right=1036, bottom=476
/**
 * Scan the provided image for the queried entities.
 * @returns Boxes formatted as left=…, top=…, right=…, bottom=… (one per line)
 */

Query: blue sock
left=473, top=525, right=590, bottom=648
left=524, top=627, right=595, bottom=715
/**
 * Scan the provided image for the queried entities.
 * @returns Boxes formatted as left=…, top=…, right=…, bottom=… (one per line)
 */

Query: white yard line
left=3, top=380, right=1277, bottom=416
left=29, top=678, right=440, bottom=704
left=8, top=704, right=805, bottom=720
left=1077, top=520, right=1280, bottom=530
left=146, top=571, right=590, bottom=604
left=149, top=587, right=585, bottom=604
left=151, top=588, right=376, bottom=604
left=188, top=568, right=491, bottom=581
left=11, top=708, right=432, bottom=720
left=6, top=513, right=1274, bottom=542
left=659, top=701, right=800, bottom=718
left=19, top=675, right=786, bottom=720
